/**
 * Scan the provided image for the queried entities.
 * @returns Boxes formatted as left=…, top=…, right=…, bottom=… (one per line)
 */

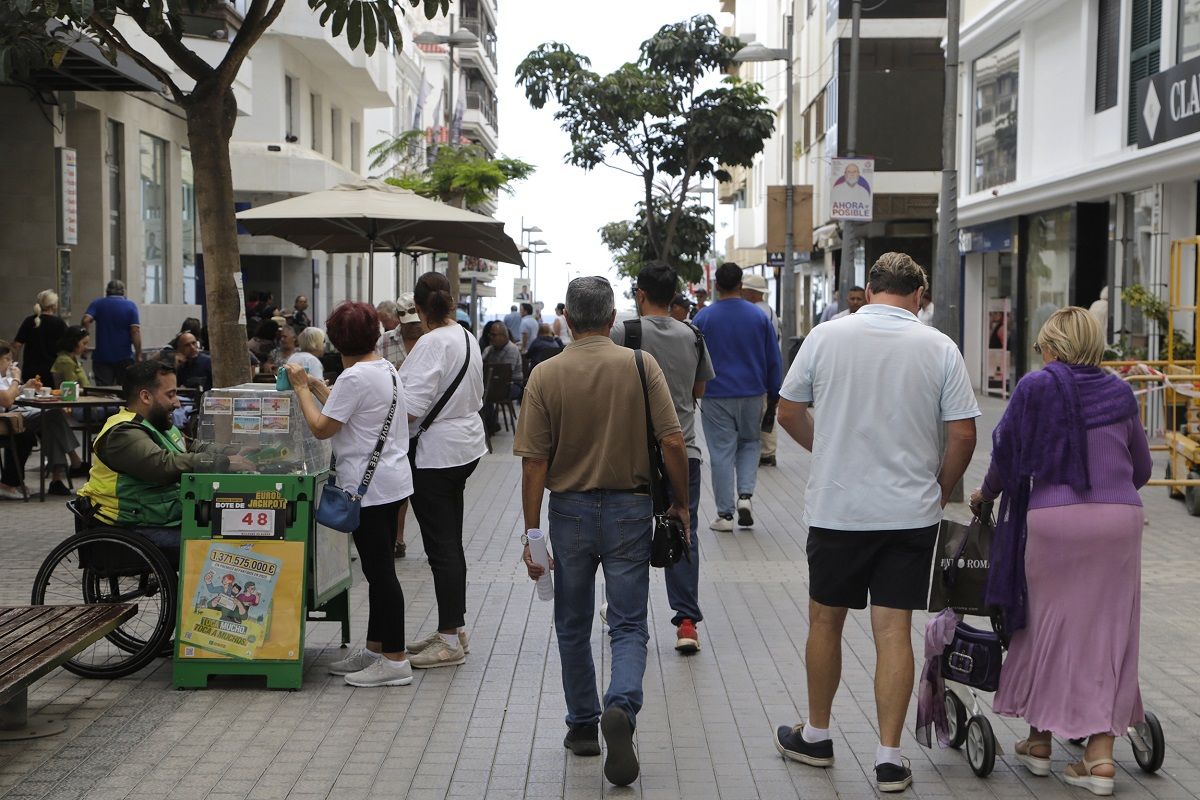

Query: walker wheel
left=966, top=715, right=996, bottom=777
left=944, top=690, right=967, bottom=749
left=1131, top=710, right=1165, bottom=773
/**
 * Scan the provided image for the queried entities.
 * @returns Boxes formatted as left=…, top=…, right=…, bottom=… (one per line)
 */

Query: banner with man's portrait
left=830, top=158, right=874, bottom=222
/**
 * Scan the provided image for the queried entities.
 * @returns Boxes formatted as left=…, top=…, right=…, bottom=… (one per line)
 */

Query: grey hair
left=565, top=276, right=614, bottom=334
left=297, top=327, right=326, bottom=354
left=106, top=279, right=125, bottom=296
left=375, top=300, right=399, bottom=318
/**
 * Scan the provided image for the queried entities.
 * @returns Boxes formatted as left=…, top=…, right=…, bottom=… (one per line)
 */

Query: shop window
left=1180, top=0, right=1200, bottom=62
left=311, top=93, right=322, bottom=153
left=331, top=107, right=343, bottom=164
left=1128, top=0, right=1162, bottom=145
left=139, top=133, right=168, bottom=305
left=1025, top=208, right=1073, bottom=370
left=972, top=37, right=1019, bottom=192
left=181, top=150, right=197, bottom=305
left=284, top=75, right=299, bottom=141
left=1096, top=0, right=1120, bottom=112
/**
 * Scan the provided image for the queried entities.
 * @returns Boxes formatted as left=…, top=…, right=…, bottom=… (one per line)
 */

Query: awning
left=23, top=26, right=162, bottom=93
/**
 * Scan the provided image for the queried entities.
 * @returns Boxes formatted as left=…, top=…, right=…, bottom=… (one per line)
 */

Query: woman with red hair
left=286, top=301, right=414, bottom=687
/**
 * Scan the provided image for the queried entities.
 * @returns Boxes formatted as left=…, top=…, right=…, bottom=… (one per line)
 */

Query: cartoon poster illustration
left=178, top=540, right=304, bottom=661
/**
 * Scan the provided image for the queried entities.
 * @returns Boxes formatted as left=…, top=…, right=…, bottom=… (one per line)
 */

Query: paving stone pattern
left=0, top=396, right=1198, bottom=799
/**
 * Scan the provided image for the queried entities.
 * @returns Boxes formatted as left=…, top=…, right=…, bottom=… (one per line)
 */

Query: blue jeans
left=665, top=458, right=702, bottom=625
left=701, top=395, right=765, bottom=516
left=548, top=489, right=652, bottom=730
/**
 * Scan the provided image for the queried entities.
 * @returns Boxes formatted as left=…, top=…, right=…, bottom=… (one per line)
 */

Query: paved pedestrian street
left=1, top=396, right=1198, bottom=800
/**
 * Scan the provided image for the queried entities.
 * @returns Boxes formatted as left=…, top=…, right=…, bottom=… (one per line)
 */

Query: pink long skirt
left=992, top=503, right=1145, bottom=739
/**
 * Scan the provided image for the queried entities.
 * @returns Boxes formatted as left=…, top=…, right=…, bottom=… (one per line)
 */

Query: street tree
left=600, top=201, right=713, bottom=283
left=370, top=131, right=533, bottom=289
left=516, top=14, right=773, bottom=265
left=1, top=0, right=448, bottom=388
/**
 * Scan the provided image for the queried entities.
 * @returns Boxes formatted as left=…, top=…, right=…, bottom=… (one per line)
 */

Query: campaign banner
left=830, top=158, right=874, bottom=222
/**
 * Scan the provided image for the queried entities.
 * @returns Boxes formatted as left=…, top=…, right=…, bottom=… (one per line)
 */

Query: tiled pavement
left=1, top=395, right=1199, bottom=799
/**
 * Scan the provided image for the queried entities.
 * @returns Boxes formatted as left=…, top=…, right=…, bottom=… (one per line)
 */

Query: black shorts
left=806, top=524, right=938, bottom=610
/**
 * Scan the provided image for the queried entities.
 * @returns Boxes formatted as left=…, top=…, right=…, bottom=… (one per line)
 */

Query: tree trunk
left=187, top=87, right=250, bottom=389
left=445, top=192, right=466, bottom=309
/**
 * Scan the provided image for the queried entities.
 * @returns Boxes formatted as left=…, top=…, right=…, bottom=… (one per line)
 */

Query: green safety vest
left=78, top=408, right=187, bottom=527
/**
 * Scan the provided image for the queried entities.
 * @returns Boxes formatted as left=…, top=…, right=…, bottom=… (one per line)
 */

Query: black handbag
left=633, top=350, right=689, bottom=569
left=315, top=370, right=398, bottom=533
left=927, top=503, right=995, bottom=615
left=409, top=327, right=473, bottom=459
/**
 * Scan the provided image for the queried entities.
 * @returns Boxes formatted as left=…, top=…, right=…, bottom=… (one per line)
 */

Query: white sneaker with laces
left=710, top=515, right=733, bottom=532
left=407, top=629, right=470, bottom=655
left=344, top=656, right=413, bottom=687
left=409, top=640, right=466, bottom=669
left=328, top=647, right=379, bottom=676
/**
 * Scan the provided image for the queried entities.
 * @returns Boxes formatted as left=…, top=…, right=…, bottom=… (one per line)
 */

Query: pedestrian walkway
left=0, top=396, right=1198, bottom=799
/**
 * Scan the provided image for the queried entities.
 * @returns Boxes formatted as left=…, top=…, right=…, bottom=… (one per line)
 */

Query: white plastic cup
left=526, top=528, right=554, bottom=601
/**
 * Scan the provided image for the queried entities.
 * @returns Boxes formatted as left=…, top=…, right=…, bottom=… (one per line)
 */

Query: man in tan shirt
left=516, top=276, right=690, bottom=787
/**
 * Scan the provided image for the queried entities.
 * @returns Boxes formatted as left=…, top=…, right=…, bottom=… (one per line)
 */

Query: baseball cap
left=671, top=293, right=692, bottom=308
left=397, top=292, right=420, bottom=324
left=741, top=273, right=769, bottom=294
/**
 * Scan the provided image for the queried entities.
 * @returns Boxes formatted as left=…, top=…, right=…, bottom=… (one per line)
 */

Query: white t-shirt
left=519, top=315, right=539, bottom=352
left=399, top=324, right=487, bottom=469
left=321, top=358, right=412, bottom=507
left=286, top=351, right=324, bottom=381
left=554, top=314, right=573, bottom=344
left=781, top=303, right=980, bottom=531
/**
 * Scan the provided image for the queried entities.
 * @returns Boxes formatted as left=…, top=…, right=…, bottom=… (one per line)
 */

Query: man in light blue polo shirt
left=771, top=252, right=979, bottom=794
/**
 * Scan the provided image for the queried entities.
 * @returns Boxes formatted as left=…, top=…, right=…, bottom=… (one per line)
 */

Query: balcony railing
left=466, top=90, right=498, bottom=133
left=461, top=17, right=498, bottom=71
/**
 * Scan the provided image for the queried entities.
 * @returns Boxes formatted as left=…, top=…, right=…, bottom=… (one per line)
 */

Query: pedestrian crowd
left=1, top=252, right=1150, bottom=797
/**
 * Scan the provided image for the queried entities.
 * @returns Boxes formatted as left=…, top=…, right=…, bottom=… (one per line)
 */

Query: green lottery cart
left=173, top=384, right=353, bottom=690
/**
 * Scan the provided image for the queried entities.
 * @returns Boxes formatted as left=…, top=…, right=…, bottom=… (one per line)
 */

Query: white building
left=956, top=0, right=1200, bottom=394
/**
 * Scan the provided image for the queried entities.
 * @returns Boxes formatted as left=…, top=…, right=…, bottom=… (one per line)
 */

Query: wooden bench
left=0, top=604, right=136, bottom=740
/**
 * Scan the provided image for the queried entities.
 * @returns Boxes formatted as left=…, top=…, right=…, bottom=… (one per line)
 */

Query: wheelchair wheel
left=966, top=716, right=996, bottom=777
left=31, top=529, right=176, bottom=679
left=944, top=690, right=968, bottom=749
left=1131, top=710, right=1165, bottom=773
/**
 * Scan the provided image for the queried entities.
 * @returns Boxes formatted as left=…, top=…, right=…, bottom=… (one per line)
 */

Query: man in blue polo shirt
left=82, top=280, right=142, bottom=386
left=693, top=262, right=782, bottom=532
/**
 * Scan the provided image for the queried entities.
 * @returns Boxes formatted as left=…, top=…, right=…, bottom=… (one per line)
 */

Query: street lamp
left=733, top=16, right=796, bottom=356
left=529, top=242, right=549, bottom=299
left=686, top=180, right=720, bottom=294
left=413, top=17, right=479, bottom=142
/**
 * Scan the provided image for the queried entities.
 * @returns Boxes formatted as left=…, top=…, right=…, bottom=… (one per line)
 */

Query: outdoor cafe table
left=15, top=394, right=123, bottom=498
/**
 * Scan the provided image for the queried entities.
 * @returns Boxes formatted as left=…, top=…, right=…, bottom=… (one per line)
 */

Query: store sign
left=56, top=148, right=78, bottom=246
left=1137, top=56, right=1200, bottom=148
left=830, top=158, right=874, bottom=222
left=211, top=491, right=288, bottom=539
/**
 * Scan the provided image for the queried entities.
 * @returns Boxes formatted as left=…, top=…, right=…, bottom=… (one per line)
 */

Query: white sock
left=802, top=724, right=830, bottom=744
left=439, top=632, right=458, bottom=647
left=876, top=744, right=902, bottom=767
left=381, top=655, right=408, bottom=667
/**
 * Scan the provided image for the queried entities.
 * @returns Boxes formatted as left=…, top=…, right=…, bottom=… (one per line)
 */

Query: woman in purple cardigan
left=971, top=307, right=1150, bottom=797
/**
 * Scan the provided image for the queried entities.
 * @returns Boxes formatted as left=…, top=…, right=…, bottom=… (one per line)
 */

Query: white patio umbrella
left=235, top=180, right=524, bottom=299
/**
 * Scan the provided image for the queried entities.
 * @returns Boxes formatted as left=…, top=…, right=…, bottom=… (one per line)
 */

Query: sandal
left=1064, top=757, right=1116, bottom=796
left=1015, top=738, right=1052, bottom=776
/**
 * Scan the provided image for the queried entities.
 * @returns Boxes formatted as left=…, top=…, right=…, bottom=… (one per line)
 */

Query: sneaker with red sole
left=675, top=619, right=700, bottom=653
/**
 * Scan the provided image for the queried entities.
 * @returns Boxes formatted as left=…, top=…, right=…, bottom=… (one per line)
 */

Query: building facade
left=957, top=0, right=1199, bottom=394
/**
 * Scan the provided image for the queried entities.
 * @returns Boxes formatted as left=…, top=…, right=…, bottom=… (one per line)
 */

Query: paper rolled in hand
left=526, top=528, right=554, bottom=601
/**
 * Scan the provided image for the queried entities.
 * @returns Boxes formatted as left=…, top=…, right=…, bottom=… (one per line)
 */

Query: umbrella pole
left=368, top=237, right=375, bottom=302
left=394, top=250, right=401, bottom=297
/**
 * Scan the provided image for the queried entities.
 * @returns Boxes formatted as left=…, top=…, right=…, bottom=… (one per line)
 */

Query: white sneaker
left=328, top=647, right=379, bottom=676
left=737, top=496, right=754, bottom=528
left=344, top=656, right=413, bottom=687
left=0, top=485, right=23, bottom=501
left=409, top=639, right=466, bottom=669
left=710, top=515, right=733, bottom=532
left=407, top=629, right=470, bottom=655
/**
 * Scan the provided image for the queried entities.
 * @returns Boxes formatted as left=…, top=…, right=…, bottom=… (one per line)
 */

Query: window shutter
left=1095, top=0, right=1119, bottom=112
left=1128, top=0, right=1163, bottom=144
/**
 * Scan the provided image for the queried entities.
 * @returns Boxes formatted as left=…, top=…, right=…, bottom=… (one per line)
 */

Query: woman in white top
left=399, top=272, right=487, bottom=669
left=285, top=302, right=414, bottom=689
left=0, top=340, right=81, bottom=499
left=553, top=302, right=573, bottom=344
left=286, top=327, right=326, bottom=381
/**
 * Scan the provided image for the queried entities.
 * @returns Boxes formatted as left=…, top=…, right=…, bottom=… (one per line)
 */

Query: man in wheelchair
left=74, top=361, right=250, bottom=561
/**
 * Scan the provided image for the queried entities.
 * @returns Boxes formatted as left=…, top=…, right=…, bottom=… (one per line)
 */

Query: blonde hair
left=867, top=252, right=929, bottom=296
left=297, top=327, right=326, bottom=354
left=33, top=290, right=58, bottom=327
left=1037, top=307, right=1105, bottom=366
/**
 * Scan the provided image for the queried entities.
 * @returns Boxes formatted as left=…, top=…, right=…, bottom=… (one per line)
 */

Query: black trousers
left=352, top=500, right=406, bottom=652
left=1, top=425, right=37, bottom=487
left=410, top=458, right=480, bottom=630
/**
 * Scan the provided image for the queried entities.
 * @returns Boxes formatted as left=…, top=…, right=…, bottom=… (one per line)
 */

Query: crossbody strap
left=355, top=370, right=399, bottom=496
left=634, top=350, right=668, bottom=513
left=414, top=326, right=473, bottom=442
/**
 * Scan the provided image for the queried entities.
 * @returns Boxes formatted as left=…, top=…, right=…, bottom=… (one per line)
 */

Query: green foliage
left=516, top=15, right=773, bottom=262
left=600, top=200, right=713, bottom=284
left=371, top=134, right=534, bottom=211
left=1122, top=284, right=1196, bottom=361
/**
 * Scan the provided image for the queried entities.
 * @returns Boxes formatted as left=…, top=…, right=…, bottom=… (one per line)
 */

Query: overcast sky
left=487, top=0, right=730, bottom=318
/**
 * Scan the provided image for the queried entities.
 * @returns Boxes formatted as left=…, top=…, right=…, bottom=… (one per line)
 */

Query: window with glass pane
left=973, top=37, right=1019, bottom=192
left=181, top=151, right=197, bottom=305
left=107, top=120, right=123, bottom=283
left=140, top=133, right=167, bottom=305
left=1180, top=0, right=1200, bottom=62
left=311, top=93, right=322, bottom=152
left=1025, top=208, right=1073, bottom=370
